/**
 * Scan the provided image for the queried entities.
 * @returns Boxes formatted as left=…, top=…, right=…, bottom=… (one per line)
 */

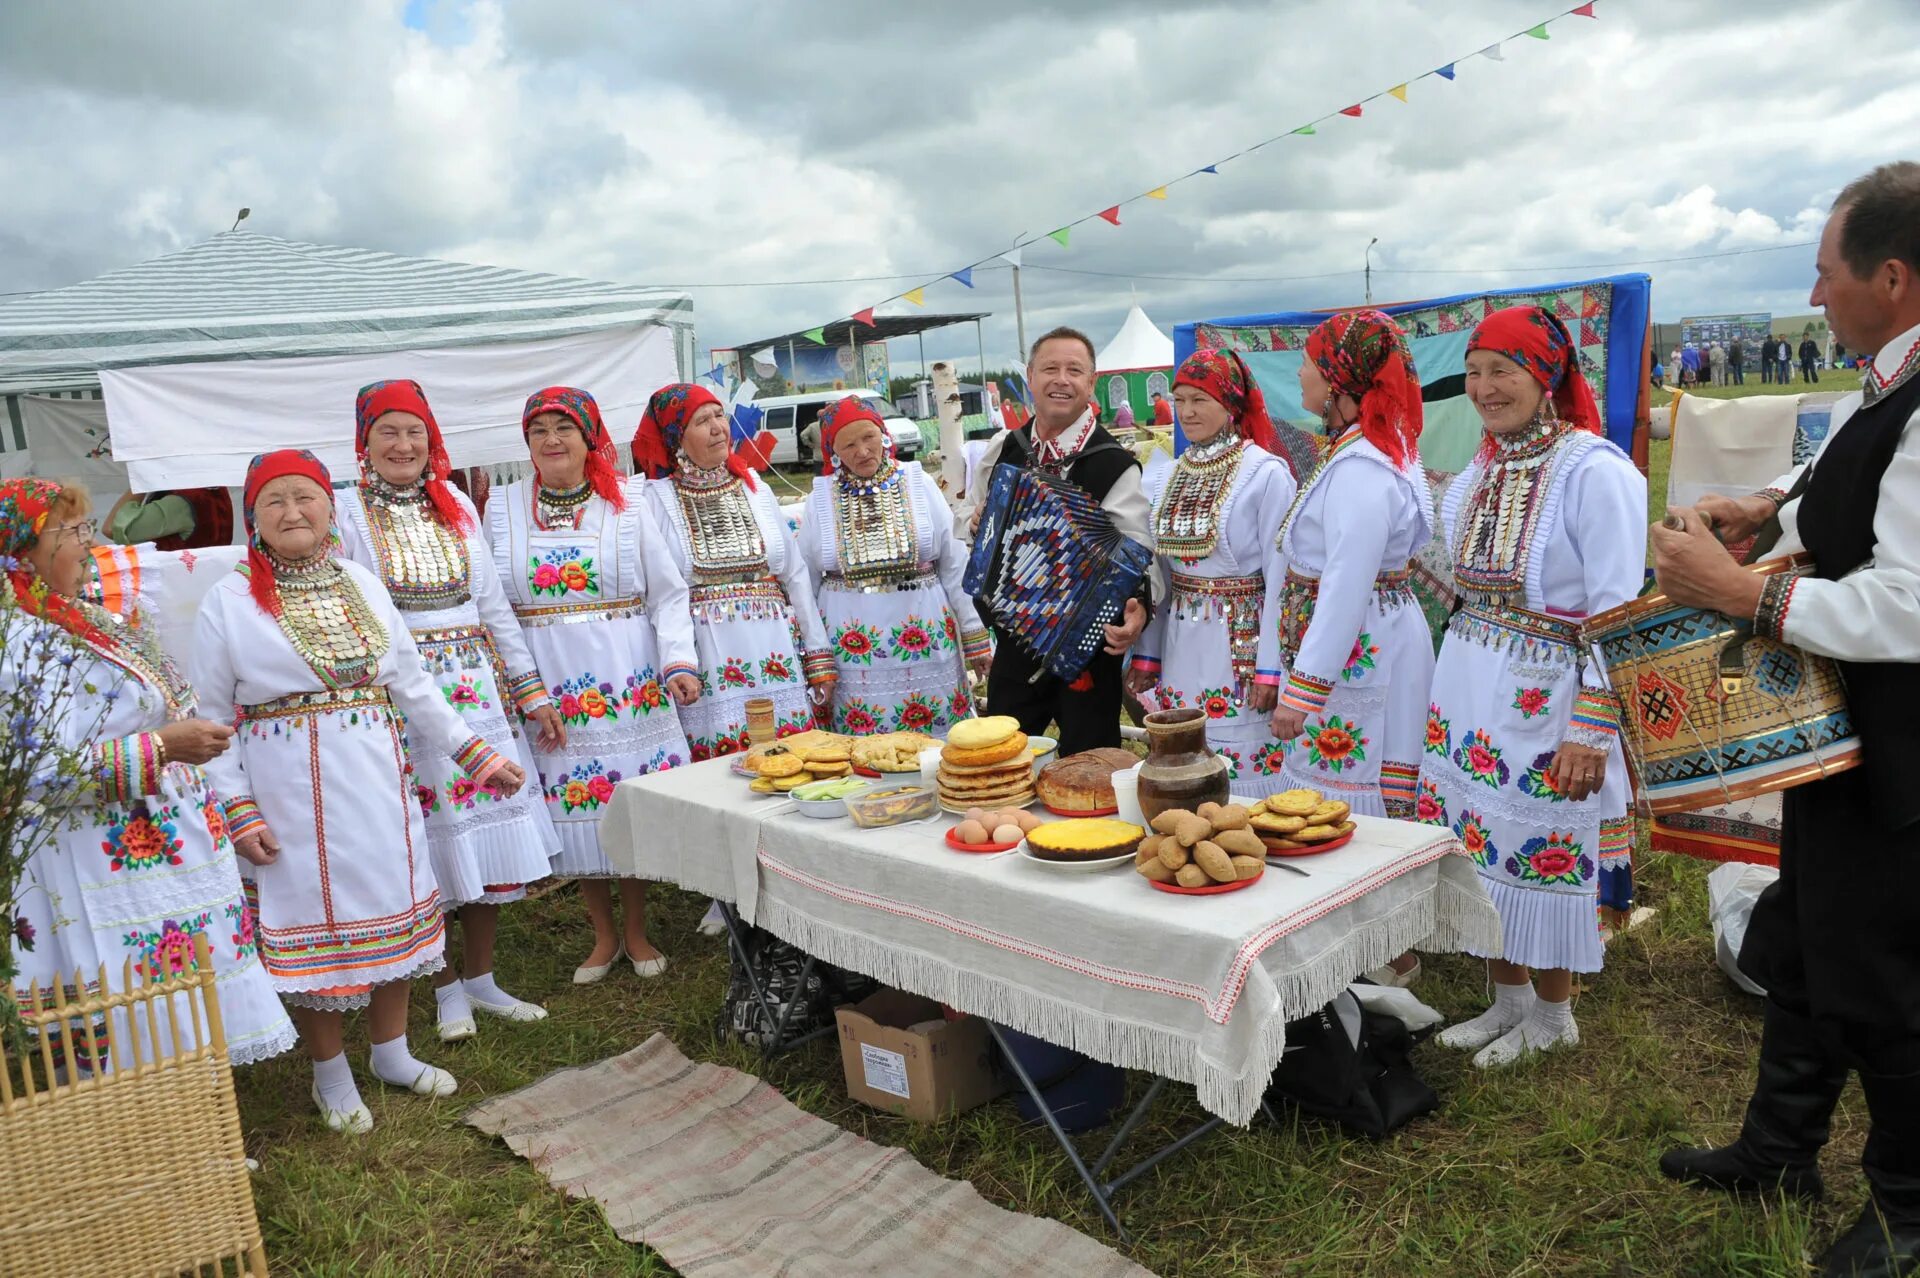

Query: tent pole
left=918, top=333, right=927, bottom=379
left=787, top=338, right=798, bottom=393
left=975, top=320, right=986, bottom=397
left=1011, top=264, right=1028, bottom=360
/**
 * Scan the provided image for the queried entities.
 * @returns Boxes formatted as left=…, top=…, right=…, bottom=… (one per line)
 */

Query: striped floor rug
left=466, top=1034, right=1153, bottom=1277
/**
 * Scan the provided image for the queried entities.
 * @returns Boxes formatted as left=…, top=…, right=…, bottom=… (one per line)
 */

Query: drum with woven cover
left=1585, top=554, right=1860, bottom=815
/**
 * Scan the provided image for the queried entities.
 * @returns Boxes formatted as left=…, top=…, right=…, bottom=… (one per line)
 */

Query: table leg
left=1091, top=1077, right=1166, bottom=1179
left=984, top=1020, right=1130, bottom=1241
left=715, top=902, right=840, bottom=1059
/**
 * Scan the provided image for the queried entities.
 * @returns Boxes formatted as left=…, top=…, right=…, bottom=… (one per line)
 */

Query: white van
left=753, top=389, right=923, bottom=467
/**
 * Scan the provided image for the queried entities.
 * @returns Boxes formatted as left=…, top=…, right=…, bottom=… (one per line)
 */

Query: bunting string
left=787, top=2, right=1599, bottom=345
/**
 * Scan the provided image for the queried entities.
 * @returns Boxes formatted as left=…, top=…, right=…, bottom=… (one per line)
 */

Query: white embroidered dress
left=194, top=558, right=501, bottom=1008
left=337, top=483, right=558, bottom=906
left=1420, top=424, right=1644, bottom=973
left=642, top=471, right=833, bottom=758
left=799, top=460, right=989, bottom=737
left=485, top=479, right=696, bottom=876
left=1272, top=429, right=1436, bottom=817
left=1133, top=440, right=1298, bottom=793
left=6, top=607, right=297, bottom=1068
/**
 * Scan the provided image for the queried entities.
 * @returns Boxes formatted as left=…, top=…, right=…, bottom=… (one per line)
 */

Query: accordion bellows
left=964, top=463, right=1152, bottom=682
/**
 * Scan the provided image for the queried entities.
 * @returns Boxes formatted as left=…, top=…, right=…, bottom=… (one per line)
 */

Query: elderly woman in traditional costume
left=193, top=450, right=525, bottom=1131
left=3, top=478, right=295, bottom=1072
left=485, top=387, right=697, bottom=984
left=632, top=383, right=836, bottom=755
left=336, top=380, right=564, bottom=1041
left=1125, top=349, right=1297, bottom=792
left=1269, top=310, right=1435, bottom=822
left=1421, top=305, right=1642, bottom=1068
left=798, top=396, right=989, bottom=736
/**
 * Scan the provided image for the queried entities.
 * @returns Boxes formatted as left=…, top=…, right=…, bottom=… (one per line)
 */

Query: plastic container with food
left=844, top=783, right=940, bottom=828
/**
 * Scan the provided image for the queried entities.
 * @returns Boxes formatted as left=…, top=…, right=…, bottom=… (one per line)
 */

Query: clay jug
left=1136, top=708, right=1230, bottom=824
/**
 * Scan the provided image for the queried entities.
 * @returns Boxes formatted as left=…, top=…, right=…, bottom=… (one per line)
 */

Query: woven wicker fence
left=0, top=931, right=267, bottom=1276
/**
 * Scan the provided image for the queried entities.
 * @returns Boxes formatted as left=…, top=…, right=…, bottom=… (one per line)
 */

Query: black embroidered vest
left=1795, top=366, right=1920, bottom=830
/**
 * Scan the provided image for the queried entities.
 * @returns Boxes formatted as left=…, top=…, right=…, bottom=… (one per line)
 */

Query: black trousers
left=1740, top=765, right=1920, bottom=1075
left=985, top=636, right=1124, bottom=757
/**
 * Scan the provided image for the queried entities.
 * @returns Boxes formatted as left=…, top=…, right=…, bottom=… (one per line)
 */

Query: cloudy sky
left=4, top=0, right=1917, bottom=372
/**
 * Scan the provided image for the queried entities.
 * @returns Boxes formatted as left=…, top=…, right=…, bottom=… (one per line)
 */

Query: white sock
left=1437, top=980, right=1536, bottom=1050
left=312, top=1050, right=363, bottom=1115
left=1472, top=995, right=1579, bottom=1069
left=369, top=1034, right=430, bottom=1087
left=462, top=971, right=506, bottom=1003
left=434, top=979, right=472, bottom=1024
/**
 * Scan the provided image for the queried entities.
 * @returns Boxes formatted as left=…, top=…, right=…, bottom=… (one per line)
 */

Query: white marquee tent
left=1093, top=304, right=1174, bottom=423
left=0, top=232, right=694, bottom=493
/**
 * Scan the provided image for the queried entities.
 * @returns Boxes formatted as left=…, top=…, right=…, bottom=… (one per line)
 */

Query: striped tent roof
left=0, top=231, right=693, bottom=395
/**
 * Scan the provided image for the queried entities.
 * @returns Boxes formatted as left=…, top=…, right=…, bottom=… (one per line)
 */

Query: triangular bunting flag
left=1096, top=206, right=1121, bottom=225
left=1339, top=104, right=1363, bottom=117
left=702, top=366, right=726, bottom=385
left=803, top=327, right=826, bottom=344
left=903, top=287, right=926, bottom=306
left=1000, top=247, right=1023, bottom=268
left=950, top=267, right=974, bottom=288
left=1436, top=63, right=1456, bottom=80
left=1573, top=1, right=1596, bottom=14
left=1048, top=227, right=1071, bottom=247
left=1480, top=43, right=1504, bottom=60
left=1388, top=84, right=1408, bottom=102
left=1199, top=164, right=1218, bottom=174
left=852, top=308, right=874, bottom=327
left=1292, top=124, right=1316, bottom=135
left=1524, top=23, right=1549, bottom=38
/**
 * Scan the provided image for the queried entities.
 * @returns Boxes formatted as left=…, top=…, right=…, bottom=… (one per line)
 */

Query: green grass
left=235, top=437, right=1853, bottom=1276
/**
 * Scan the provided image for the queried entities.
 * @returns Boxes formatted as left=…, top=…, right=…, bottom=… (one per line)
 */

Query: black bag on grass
left=1263, top=991, right=1436, bottom=1140
left=718, top=924, right=876, bottom=1048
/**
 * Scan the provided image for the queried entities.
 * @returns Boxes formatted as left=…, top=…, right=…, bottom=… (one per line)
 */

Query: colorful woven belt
left=1277, top=562, right=1417, bottom=662
left=821, top=569, right=940, bottom=596
left=237, top=685, right=392, bottom=722
left=511, top=596, right=647, bottom=627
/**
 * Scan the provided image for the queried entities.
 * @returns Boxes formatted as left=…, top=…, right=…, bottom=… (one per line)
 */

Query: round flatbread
left=948, top=715, right=1021, bottom=751
left=756, top=750, right=806, bottom=778
left=939, top=768, right=1035, bottom=793
left=1308, top=800, right=1350, bottom=826
left=1250, top=811, right=1307, bottom=834
left=939, top=753, right=1035, bottom=777
left=1269, top=788, right=1322, bottom=817
left=943, top=732, right=1030, bottom=768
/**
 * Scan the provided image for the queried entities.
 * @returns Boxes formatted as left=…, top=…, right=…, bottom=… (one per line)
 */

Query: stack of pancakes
left=936, top=715, right=1035, bottom=812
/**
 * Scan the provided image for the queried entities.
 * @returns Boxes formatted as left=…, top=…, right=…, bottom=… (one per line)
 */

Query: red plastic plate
left=945, top=827, right=1023, bottom=854
left=1262, top=827, right=1357, bottom=858
left=1041, top=802, right=1119, bottom=817
left=1147, top=873, right=1262, bottom=895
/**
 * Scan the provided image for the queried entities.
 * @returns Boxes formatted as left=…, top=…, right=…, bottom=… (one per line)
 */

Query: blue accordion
left=963, top=463, right=1152, bottom=682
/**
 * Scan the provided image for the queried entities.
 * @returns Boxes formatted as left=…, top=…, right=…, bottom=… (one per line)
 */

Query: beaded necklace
left=263, top=550, right=388, bottom=689
left=82, top=599, right=195, bottom=718
left=1450, top=415, right=1574, bottom=602
left=1153, top=433, right=1243, bottom=563
left=674, top=461, right=767, bottom=585
left=534, top=480, right=592, bottom=531
left=830, top=458, right=917, bottom=586
left=1274, top=425, right=1362, bottom=555
left=361, top=473, right=470, bottom=610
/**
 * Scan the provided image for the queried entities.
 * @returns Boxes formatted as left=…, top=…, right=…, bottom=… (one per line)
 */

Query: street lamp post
left=1365, top=237, right=1379, bottom=304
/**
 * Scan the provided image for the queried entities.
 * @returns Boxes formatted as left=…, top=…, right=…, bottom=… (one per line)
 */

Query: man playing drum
left=1653, top=161, right=1920, bottom=1278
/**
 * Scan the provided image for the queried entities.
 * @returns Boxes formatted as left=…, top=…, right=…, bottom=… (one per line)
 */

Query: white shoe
left=470, top=993, right=548, bottom=1022
left=378, top=1063, right=458, bottom=1098
left=310, top=1083, right=373, bottom=1135
left=437, top=1014, right=477, bottom=1043
left=573, top=943, right=625, bottom=985
left=1472, top=1012, right=1579, bottom=1069
left=630, top=951, right=669, bottom=979
left=1363, top=957, right=1422, bottom=989
left=698, top=902, right=727, bottom=937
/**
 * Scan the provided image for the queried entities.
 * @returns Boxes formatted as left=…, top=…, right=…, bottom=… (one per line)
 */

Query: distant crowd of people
left=1656, top=334, right=1832, bottom=390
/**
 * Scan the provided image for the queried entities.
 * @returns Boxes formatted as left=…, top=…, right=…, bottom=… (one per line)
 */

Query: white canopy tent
left=0, top=232, right=694, bottom=490
left=1095, top=304, right=1175, bottom=374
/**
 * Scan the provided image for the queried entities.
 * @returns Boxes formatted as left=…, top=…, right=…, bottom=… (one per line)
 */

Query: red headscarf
left=630, top=383, right=758, bottom=489
left=1171, top=348, right=1281, bottom=458
left=355, top=379, right=473, bottom=536
left=242, top=449, right=334, bottom=617
left=817, top=396, right=891, bottom=477
left=1466, top=305, right=1602, bottom=436
left=1303, top=309, right=1424, bottom=469
left=523, top=386, right=625, bottom=511
left=0, top=477, right=117, bottom=650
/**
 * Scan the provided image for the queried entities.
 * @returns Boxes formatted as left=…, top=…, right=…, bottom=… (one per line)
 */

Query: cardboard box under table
left=836, top=990, right=1004, bottom=1122
left=600, top=759, right=1501, bottom=1235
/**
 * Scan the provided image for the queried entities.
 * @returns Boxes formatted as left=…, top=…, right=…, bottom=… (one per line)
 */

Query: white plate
left=1018, top=845, right=1135, bottom=873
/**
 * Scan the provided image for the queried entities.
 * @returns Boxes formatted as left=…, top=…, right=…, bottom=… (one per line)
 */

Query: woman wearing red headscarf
left=4, top=477, right=295, bottom=1075
left=1125, top=349, right=1299, bottom=794
left=797, top=396, right=991, bottom=736
left=194, top=450, right=526, bottom=1132
left=485, top=387, right=698, bottom=984
left=634, top=383, right=835, bottom=756
left=1268, top=311, right=1436, bottom=826
left=336, top=380, right=564, bottom=1040
left=1421, top=304, right=1641, bottom=1069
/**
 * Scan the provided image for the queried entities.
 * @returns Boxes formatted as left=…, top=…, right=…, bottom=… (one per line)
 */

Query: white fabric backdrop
left=101, top=324, right=677, bottom=490
left=1666, top=391, right=1801, bottom=510
left=18, top=396, right=130, bottom=509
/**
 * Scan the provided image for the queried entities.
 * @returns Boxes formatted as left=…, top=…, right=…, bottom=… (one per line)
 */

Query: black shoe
left=1661, top=1000, right=1846, bottom=1200
left=1822, top=1068, right=1920, bottom=1276
left=1820, top=1206, right=1920, bottom=1277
